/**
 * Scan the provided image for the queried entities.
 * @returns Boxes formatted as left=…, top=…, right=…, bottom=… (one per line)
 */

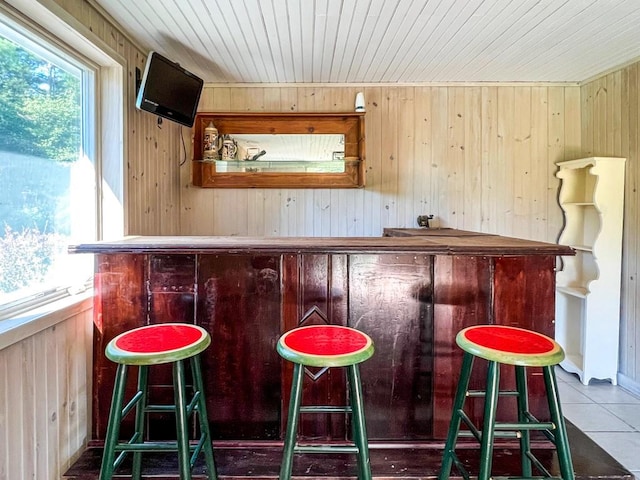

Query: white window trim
left=0, top=290, right=93, bottom=351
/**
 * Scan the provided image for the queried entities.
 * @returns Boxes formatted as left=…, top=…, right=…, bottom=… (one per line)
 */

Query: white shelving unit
left=555, top=157, right=625, bottom=385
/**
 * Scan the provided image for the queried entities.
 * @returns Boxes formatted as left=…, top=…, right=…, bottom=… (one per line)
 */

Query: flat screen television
left=135, top=51, right=203, bottom=127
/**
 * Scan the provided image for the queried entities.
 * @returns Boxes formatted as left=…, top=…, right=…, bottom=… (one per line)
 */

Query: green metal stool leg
left=348, top=364, right=372, bottom=480
left=543, top=366, right=575, bottom=480
left=515, top=365, right=532, bottom=477
left=279, top=362, right=305, bottom=480
left=478, top=360, right=500, bottom=480
left=100, top=363, right=129, bottom=480
left=131, top=365, right=149, bottom=480
left=438, top=352, right=475, bottom=480
left=173, top=359, right=193, bottom=480
left=191, top=355, right=218, bottom=480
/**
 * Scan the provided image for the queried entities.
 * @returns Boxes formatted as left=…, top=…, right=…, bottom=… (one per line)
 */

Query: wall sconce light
left=355, top=92, right=365, bottom=112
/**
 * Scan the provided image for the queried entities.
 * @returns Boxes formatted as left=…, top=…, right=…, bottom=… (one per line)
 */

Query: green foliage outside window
left=0, top=226, right=66, bottom=292
left=0, top=36, right=81, bottom=162
left=0, top=34, right=82, bottom=296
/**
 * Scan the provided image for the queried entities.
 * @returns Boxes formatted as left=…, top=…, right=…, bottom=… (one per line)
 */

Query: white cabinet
left=555, top=157, right=625, bottom=385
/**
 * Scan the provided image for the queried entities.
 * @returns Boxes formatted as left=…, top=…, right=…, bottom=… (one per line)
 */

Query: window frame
left=0, top=2, right=124, bottom=325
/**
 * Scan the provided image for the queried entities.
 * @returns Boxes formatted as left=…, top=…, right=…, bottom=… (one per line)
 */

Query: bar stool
left=99, top=323, right=217, bottom=480
left=277, top=324, right=375, bottom=480
left=439, top=325, right=575, bottom=480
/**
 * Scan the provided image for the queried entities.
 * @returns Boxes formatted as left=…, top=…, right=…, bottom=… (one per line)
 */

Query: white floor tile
left=563, top=403, right=635, bottom=432
left=602, top=404, right=640, bottom=430
left=555, top=366, right=580, bottom=383
left=558, top=382, right=593, bottom=404
left=587, top=432, right=640, bottom=470
left=572, top=383, right=640, bottom=404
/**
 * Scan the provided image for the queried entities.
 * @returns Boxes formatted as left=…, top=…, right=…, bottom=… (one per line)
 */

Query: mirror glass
left=215, top=134, right=346, bottom=173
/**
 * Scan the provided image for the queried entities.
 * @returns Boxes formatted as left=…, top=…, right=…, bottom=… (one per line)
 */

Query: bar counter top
left=69, top=229, right=573, bottom=256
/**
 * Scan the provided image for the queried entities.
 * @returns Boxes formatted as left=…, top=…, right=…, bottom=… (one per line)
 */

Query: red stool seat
left=277, top=324, right=374, bottom=367
left=456, top=325, right=564, bottom=366
left=106, top=323, right=210, bottom=365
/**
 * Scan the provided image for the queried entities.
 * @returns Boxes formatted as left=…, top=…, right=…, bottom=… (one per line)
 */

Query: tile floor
left=556, top=367, right=640, bottom=479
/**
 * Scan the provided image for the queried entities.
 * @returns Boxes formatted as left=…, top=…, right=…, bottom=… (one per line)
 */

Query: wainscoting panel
left=0, top=306, right=92, bottom=480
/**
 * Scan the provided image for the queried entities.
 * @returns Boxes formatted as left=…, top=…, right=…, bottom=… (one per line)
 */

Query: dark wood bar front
left=70, top=231, right=573, bottom=446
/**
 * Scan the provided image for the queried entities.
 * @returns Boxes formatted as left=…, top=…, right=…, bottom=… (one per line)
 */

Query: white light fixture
left=355, top=92, right=365, bottom=112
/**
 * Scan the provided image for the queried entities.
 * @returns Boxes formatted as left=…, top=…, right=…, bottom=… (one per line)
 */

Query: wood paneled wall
left=51, top=0, right=186, bottom=236
left=0, top=306, right=93, bottom=480
left=182, top=85, right=581, bottom=240
left=581, top=63, right=640, bottom=392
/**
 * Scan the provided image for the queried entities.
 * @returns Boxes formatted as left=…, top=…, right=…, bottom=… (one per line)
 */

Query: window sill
left=0, top=290, right=94, bottom=351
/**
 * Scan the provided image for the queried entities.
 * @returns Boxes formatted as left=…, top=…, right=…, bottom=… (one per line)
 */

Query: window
left=0, top=13, right=96, bottom=318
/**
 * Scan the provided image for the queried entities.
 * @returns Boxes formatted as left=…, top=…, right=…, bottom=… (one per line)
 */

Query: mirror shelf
left=211, top=159, right=349, bottom=173
left=192, top=112, right=365, bottom=188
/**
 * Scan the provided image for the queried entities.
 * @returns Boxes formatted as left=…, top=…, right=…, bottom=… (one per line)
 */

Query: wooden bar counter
left=65, top=231, right=637, bottom=479
left=69, top=229, right=573, bottom=446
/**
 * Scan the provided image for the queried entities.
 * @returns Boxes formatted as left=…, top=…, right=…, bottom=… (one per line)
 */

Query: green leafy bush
left=0, top=225, right=67, bottom=293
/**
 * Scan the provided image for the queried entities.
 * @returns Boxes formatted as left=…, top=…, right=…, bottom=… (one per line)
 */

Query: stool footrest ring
left=113, top=436, right=207, bottom=452
left=467, top=389, right=520, bottom=397
left=494, top=421, right=556, bottom=431
left=458, top=430, right=521, bottom=439
left=146, top=391, right=201, bottom=415
left=299, top=405, right=352, bottom=414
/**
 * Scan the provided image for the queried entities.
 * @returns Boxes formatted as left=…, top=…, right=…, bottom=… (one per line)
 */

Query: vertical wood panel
left=547, top=87, right=566, bottom=243
left=0, top=309, right=92, bottom=480
left=514, top=87, right=532, bottom=238
left=481, top=86, right=498, bottom=233
left=398, top=86, right=416, bottom=228
left=581, top=60, right=640, bottom=390
left=464, top=87, right=482, bottom=232
left=564, top=86, right=582, bottom=159
left=351, top=254, right=433, bottom=440
left=414, top=87, right=432, bottom=224
left=630, top=64, right=640, bottom=382
left=497, top=87, right=515, bottom=235
left=364, top=86, right=383, bottom=235
left=431, top=87, right=448, bottom=230
left=531, top=86, right=548, bottom=241
left=448, top=87, right=465, bottom=229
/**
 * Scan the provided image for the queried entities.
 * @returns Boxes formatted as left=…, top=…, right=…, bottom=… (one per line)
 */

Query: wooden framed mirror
left=192, top=112, right=365, bottom=188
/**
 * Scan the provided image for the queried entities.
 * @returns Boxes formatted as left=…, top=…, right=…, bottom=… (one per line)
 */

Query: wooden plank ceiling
left=93, top=0, right=640, bottom=84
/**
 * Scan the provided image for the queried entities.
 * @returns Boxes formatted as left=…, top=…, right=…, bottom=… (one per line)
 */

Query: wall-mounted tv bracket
left=135, top=67, right=141, bottom=96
